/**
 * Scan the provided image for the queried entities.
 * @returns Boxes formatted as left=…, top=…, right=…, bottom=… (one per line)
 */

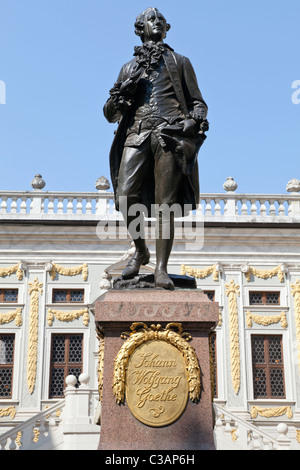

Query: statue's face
left=143, top=8, right=167, bottom=42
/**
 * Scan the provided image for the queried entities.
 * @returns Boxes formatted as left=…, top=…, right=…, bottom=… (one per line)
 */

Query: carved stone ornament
left=286, top=178, right=300, bottom=193
left=113, top=322, right=201, bottom=427
left=31, top=174, right=45, bottom=190
left=95, top=176, right=110, bottom=191
left=223, top=176, right=238, bottom=192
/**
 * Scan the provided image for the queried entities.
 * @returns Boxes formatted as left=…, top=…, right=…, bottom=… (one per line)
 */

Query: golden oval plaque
left=125, top=340, right=189, bottom=427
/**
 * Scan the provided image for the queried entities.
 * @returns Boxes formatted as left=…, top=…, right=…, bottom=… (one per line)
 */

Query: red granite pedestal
left=94, top=288, right=219, bottom=451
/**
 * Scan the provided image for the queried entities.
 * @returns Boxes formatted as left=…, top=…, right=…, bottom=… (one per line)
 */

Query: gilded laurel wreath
left=112, top=322, right=201, bottom=405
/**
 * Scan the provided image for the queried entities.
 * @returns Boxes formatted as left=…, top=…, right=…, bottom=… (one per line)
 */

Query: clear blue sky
left=0, top=0, right=299, bottom=194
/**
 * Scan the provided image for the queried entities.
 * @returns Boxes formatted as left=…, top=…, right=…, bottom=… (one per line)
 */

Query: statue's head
left=135, top=7, right=171, bottom=43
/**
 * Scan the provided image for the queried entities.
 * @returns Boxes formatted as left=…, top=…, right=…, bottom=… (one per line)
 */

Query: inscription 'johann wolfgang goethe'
left=126, top=341, right=189, bottom=427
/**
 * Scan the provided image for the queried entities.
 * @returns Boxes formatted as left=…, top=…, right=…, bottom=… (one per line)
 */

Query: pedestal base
left=94, top=288, right=218, bottom=450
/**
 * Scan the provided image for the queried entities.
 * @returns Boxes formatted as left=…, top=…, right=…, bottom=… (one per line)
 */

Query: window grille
left=0, top=289, right=18, bottom=303
left=49, top=334, right=83, bottom=398
left=52, top=289, right=84, bottom=303
left=251, top=335, right=285, bottom=399
left=249, top=291, right=280, bottom=305
left=0, top=334, right=15, bottom=398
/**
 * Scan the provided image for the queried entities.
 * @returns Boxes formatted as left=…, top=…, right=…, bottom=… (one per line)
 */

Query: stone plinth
left=94, top=288, right=219, bottom=450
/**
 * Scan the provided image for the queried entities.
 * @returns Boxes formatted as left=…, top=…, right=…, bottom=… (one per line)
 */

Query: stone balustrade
left=0, top=189, right=299, bottom=223
left=213, top=403, right=291, bottom=450
left=0, top=399, right=65, bottom=450
left=0, top=374, right=100, bottom=450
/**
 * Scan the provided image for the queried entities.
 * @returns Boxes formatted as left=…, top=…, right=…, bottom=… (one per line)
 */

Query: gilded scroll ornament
left=180, top=264, right=219, bottom=281
left=225, top=279, right=241, bottom=394
left=15, top=432, right=22, bottom=447
left=47, top=308, right=89, bottom=326
left=0, top=308, right=22, bottom=327
left=0, top=262, right=24, bottom=280
left=0, top=406, right=16, bottom=419
left=246, top=311, right=287, bottom=329
left=33, top=428, right=40, bottom=443
left=250, top=405, right=293, bottom=419
left=49, top=262, right=88, bottom=281
left=113, top=322, right=201, bottom=406
left=27, top=278, right=43, bottom=394
left=291, top=279, right=300, bottom=372
left=96, top=328, right=105, bottom=402
left=244, top=265, right=285, bottom=282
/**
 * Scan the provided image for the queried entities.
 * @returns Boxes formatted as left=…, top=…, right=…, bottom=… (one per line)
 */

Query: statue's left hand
left=182, top=118, right=197, bottom=136
left=119, top=78, right=138, bottom=99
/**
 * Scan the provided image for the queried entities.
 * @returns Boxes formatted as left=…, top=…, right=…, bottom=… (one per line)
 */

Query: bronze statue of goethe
left=104, top=7, right=208, bottom=290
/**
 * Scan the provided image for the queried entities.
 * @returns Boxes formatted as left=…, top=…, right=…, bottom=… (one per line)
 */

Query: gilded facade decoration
left=33, top=428, right=40, bottom=443
left=47, top=308, right=89, bottom=326
left=291, top=279, right=300, bottom=373
left=209, top=333, right=216, bottom=399
left=0, top=406, right=16, bottom=419
left=96, top=328, right=105, bottom=403
left=0, top=262, right=24, bottom=280
left=180, top=264, right=219, bottom=281
left=250, top=405, right=293, bottom=419
left=49, top=262, right=88, bottom=281
left=225, top=279, right=241, bottom=394
left=27, top=278, right=43, bottom=394
left=0, top=308, right=22, bottom=326
left=244, top=265, right=285, bottom=282
left=113, top=322, right=201, bottom=405
left=246, top=310, right=287, bottom=329
left=231, top=429, right=238, bottom=442
left=15, top=432, right=22, bottom=447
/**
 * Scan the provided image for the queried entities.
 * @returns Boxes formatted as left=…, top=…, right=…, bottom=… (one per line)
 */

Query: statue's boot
left=121, top=210, right=150, bottom=279
left=122, top=248, right=150, bottom=279
left=154, top=266, right=174, bottom=290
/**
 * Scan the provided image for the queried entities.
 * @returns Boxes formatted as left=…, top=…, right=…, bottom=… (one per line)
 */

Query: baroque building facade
left=0, top=175, right=300, bottom=450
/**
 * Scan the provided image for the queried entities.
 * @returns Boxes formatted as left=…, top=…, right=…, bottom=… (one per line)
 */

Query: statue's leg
left=116, top=142, right=151, bottom=279
left=154, top=145, right=183, bottom=289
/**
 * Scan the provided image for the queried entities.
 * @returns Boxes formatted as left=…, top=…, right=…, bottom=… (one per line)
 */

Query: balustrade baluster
left=214, top=198, right=221, bottom=216
left=48, top=197, right=54, bottom=214
left=0, top=196, right=8, bottom=214
left=76, top=197, right=83, bottom=214
left=269, top=200, right=276, bottom=216
left=86, top=197, right=92, bottom=215
left=251, top=433, right=262, bottom=450
left=0, top=438, right=7, bottom=450
left=259, top=199, right=267, bottom=216
left=10, top=197, right=18, bottom=214
left=57, top=197, right=64, bottom=215
left=8, top=435, right=17, bottom=450
left=20, top=197, right=27, bottom=214
left=205, top=199, right=212, bottom=215
left=241, top=198, right=248, bottom=216
left=67, top=197, right=74, bottom=214
left=250, top=199, right=258, bottom=216
left=278, top=199, right=286, bottom=216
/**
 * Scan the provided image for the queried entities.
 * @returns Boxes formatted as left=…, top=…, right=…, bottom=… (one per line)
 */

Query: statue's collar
left=134, top=41, right=174, bottom=53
